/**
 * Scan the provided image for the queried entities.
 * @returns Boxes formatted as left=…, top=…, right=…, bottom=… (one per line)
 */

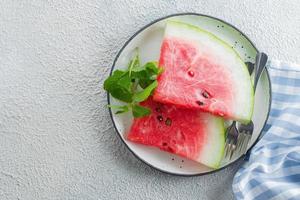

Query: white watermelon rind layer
left=197, top=114, right=225, bottom=169
left=164, top=21, right=254, bottom=123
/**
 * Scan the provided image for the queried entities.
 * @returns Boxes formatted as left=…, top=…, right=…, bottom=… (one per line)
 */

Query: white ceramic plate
left=108, top=13, right=271, bottom=176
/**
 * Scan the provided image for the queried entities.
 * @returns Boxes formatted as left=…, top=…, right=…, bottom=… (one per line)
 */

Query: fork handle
left=253, top=52, right=268, bottom=91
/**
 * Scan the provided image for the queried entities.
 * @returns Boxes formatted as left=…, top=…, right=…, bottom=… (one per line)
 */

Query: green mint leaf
left=157, top=67, right=164, bottom=75
left=130, top=70, right=151, bottom=89
left=104, top=71, right=133, bottom=103
left=117, top=72, right=132, bottom=90
left=116, top=106, right=129, bottom=114
left=131, top=65, right=145, bottom=73
left=110, top=88, right=133, bottom=103
left=107, top=105, right=129, bottom=114
left=133, top=80, right=158, bottom=102
left=115, top=110, right=126, bottom=114
left=128, top=50, right=140, bottom=76
left=108, top=104, right=128, bottom=110
left=144, top=62, right=159, bottom=74
left=132, top=70, right=156, bottom=89
left=139, top=79, right=154, bottom=89
left=149, top=74, right=157, bottom=80
left=104, top=70, right=127, bottom=91
left=137, top=62, right=161, bottom=88
left=132, top=104, right=151, bottom=118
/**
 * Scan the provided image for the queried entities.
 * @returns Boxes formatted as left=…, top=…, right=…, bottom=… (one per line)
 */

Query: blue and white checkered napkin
left=233, top=60, right=300, bottom=200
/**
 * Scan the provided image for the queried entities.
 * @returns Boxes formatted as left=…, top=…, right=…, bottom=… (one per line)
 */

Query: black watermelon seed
left=165, top=118, right=172, bottom=126
left=196, top=101, right=204, bottom=106
left=202, top=91, right=210, bottom=98
left=157, top=115, right=163, bottom=122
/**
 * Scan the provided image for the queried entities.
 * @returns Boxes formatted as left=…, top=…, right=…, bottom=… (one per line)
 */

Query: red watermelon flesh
left=127, top=98, right=225, bottom=169
left=153, top=21, right=254, bottom=123
left=155, top=37, right=233, bottom=117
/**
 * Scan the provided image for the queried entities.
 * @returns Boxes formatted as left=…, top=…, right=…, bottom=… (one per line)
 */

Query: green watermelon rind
left=214, top=118, right=225, bottom=169
left=203, top=115, right=225, bottom=169
left=165, top=21, right=254, bottom=123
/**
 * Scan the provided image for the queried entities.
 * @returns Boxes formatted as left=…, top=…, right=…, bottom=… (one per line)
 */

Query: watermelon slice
left=153, top=21, right=254, bottom=123
left=127, top=98, right=225, bottom=169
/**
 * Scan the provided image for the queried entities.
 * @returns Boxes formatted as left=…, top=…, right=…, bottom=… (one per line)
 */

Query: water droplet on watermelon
left=165, top=118, right=172, bottom=126
left=188, top=71, right=194, bottom=77
left=157, top=115, right=163, bottom=122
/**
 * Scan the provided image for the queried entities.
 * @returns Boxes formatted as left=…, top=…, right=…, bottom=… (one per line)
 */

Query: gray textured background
left=0, top=0, right=299, bottom=200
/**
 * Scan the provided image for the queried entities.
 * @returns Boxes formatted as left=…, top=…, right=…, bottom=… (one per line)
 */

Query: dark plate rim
left=106, top=12, right=272, bottom=177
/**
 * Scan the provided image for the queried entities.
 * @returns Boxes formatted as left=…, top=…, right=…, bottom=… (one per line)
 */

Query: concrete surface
left=0, top=0, right=299, bottom=199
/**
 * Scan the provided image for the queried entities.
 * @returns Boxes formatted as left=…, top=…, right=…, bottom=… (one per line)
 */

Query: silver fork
left=224, top=52, right=268, bottom=160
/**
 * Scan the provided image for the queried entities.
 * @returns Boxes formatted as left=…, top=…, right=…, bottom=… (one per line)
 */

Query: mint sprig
left=104, top=51, right=162, bottom=118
